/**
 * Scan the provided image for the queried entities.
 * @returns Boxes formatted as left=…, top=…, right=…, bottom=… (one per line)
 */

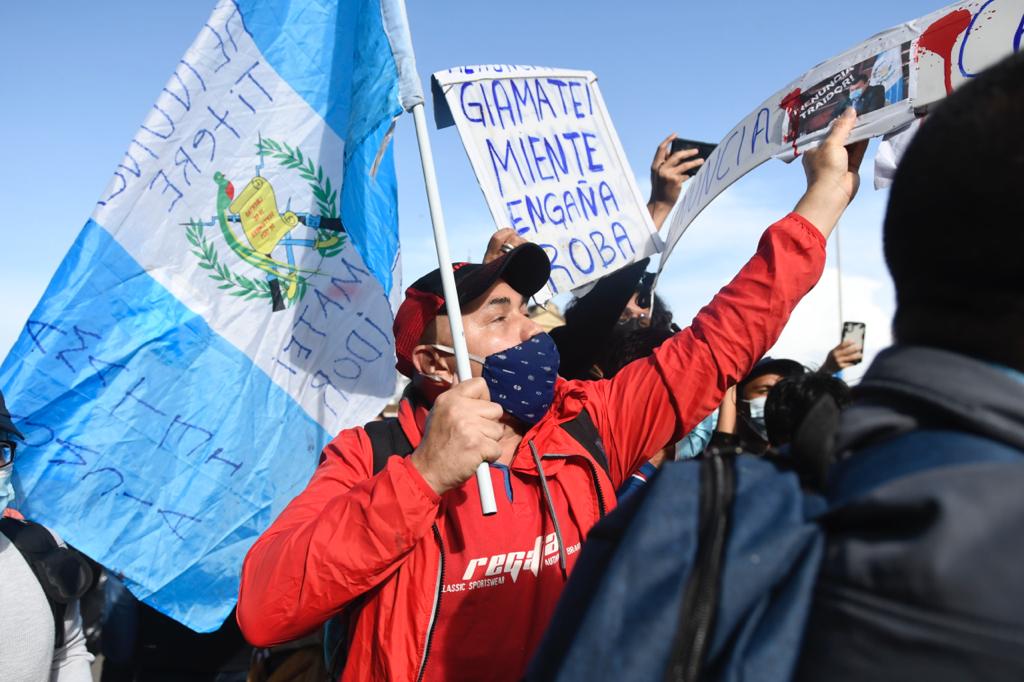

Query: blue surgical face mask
left=0, top=466, right=13, bottom=512
left=0, top=430, right=15, bottom=511
left=849, top=87, right=863, bottom=101
left=434, top=333, right=560, bottom=425
left=742, top=397, right=769, bottom=441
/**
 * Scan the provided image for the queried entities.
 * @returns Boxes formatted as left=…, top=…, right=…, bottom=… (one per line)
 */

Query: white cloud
left=768, top=266, right=894, bottom=383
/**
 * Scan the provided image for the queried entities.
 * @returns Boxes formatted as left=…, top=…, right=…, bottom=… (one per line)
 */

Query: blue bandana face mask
left=434, top=333, right=560, bottom=425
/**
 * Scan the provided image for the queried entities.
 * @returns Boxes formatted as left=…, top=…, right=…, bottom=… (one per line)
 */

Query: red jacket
left=237, top=214, right=826, bottom=681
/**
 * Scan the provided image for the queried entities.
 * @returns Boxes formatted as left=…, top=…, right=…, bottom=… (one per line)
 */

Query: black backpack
left=322, top=409, right=608, bottom=680
left=0, top=517, right=94, bottom=647
left=526, top=391, right=1024, bottom=682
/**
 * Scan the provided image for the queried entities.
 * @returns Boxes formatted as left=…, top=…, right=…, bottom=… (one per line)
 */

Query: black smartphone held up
left=634, top=272, right=656, bottom=309
left=841, top=321, right=867, bottom=353
left=669, top=138, right=718, bottom=176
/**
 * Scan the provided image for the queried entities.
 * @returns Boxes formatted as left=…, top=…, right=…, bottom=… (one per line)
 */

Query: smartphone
left=634, top=272, right=655, bottom=309
left=841, top=321, right=866, bottom=351
left=669, top=138, right=718, bottom=176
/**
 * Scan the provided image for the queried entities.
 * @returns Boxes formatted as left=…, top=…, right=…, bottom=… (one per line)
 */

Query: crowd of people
left=2, top=52, right=1022, bottom=681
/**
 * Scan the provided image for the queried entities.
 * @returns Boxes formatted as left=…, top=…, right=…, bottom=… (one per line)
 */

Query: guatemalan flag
left=0, top=0, right=424, bottom=632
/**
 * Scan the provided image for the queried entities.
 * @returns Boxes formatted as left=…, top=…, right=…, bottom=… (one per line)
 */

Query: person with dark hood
left=794, top=52, right=1024, bottom=680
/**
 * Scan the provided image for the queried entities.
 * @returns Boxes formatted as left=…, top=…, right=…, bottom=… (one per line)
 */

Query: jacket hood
left=837, top=345, right=1024, bottom=456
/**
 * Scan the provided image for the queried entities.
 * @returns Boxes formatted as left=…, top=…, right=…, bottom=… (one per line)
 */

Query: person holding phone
left=646, top=134, right=707, bottom=227
left=820, top=321, right=866, bottom=374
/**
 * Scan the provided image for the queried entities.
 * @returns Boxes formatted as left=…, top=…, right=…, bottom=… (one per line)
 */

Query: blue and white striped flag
left=0, top=0, right=423, bottom=632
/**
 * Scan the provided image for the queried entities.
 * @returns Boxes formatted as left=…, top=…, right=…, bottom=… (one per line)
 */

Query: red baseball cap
left=393, top=243, right=551, bottom=377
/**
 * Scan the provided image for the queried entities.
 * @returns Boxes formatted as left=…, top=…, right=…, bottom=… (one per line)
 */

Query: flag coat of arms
left=0, top=0, right=424, bottom=632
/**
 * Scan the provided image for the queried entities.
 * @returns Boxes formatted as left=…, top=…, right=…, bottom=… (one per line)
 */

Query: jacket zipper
left=665, top=452, right=735, bottom=682
left=416, top=524, right=445, bottom=682
left=540, top=453, right=607, bottom=517
left=580, top=456, right=608, bottom=517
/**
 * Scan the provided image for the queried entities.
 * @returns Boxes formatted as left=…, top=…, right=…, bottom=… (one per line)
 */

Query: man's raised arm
left=583, top=109, right=867, bottom=485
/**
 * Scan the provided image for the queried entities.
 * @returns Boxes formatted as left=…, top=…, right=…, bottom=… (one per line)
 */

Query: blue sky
left=0, top=0, right=945, bottom=380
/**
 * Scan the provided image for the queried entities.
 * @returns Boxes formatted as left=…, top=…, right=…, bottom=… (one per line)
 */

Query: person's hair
left=852, top=72, right=869, bottom=85
left=765, top=373, right=852, bottom=447
left=884, top=52, right=1024, bottom=370
left=738, top=358, right=806, bottom=396
left=597, top=324, right=675, bottom=378
left=648, top=293, right=674, bottom=331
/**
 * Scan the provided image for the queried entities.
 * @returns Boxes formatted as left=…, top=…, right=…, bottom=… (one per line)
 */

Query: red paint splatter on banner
left=226, top=181, right=236, bottom=200
left=917, top=9, right=973, bottom=95
left=779, top=88, right=803, bottom=157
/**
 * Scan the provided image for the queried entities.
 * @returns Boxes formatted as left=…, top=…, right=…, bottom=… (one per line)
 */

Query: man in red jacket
left=237, top=109, right=866, bottom=681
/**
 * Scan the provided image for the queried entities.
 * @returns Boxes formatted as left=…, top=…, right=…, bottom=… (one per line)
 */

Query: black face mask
left=615, top=316, right=646, bottom=332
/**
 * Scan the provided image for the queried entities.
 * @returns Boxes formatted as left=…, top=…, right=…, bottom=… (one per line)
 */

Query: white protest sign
left=432, top=65, right=661, bottom=297
left=658, top=0, right=1023, bottom=276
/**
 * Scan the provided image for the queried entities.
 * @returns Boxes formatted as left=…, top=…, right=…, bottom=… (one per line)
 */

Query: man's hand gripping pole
left=411, top=102, right=498, bottom=516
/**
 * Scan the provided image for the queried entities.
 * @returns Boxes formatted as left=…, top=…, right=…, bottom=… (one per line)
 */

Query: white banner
left=658, top=0, right=1024, bottom=275
left=432, top=65, right=661, bottom=297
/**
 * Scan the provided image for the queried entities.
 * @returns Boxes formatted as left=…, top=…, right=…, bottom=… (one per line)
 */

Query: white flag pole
left=410, top=102, right=498, bottom=517
left=382, top=0, right=497, bottom=516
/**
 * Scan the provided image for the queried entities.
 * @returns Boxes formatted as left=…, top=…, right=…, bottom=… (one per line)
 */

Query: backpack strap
left=0, top=517, right=93, bottom=647
left=664, top=449, right=737, bottom=682
left=324, top=417, right=414, bottom=679
left=364, top=418, right=415, bottom=474
left=560, top=408, right=609, bottom=475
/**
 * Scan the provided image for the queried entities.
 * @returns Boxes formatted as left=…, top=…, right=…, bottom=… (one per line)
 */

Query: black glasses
left=0, top=440, right=16, bottom=468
